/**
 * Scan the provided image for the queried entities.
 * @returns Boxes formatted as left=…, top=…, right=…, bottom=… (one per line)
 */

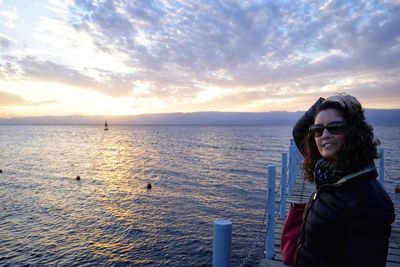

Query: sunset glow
left=1, top=0, right=399, bottom=117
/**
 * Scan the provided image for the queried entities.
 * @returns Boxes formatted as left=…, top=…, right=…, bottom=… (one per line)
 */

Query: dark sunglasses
left=309, top=121, right=346, bottom=137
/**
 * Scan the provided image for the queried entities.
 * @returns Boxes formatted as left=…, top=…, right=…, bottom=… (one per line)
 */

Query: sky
left=0, top=0, right=399, bottom=117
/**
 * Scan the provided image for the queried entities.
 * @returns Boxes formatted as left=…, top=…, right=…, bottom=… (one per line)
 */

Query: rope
left=385, top=170, right=396, bottom=180
left=238, top=186, right=281, bottom=267
left=276, top=154, right=295, bottom=195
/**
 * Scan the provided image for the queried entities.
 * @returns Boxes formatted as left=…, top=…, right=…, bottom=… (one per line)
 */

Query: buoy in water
left=147, top=183, right=152, bottom=190
left=395, top=186, right=400, bottom=193
left=76, top=175, right=81, bottom=181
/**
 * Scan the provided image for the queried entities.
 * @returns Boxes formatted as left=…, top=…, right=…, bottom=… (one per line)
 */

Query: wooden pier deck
left=259, top=178, right=400, bottom=267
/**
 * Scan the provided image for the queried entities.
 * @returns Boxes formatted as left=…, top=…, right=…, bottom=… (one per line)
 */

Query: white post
left=288, top=144, right=295, bottom=196
left=280, top=153, right=288, bottom=218
left=379, top=148, right=384, bottom=184
left=213, top=219, right=232, bottom=267
left=265, top=165, right=276, bottom=259
left=291, top=145, right=301, bottom=188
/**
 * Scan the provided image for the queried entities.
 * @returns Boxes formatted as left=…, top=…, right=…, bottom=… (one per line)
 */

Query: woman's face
left=313, top=108, right=346, bottom=159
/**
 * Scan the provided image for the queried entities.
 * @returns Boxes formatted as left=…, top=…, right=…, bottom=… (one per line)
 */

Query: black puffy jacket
left=295, top=167, right=395, bottom=267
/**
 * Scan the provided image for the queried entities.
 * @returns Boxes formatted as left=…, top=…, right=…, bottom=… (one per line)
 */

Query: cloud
left=0, top=5, right=18, bottom=29
left=1, top=0, right=399, bottom=114
left=0, top=91, right=28, bottom=106
left=14, top=56, right=136, bottom=97
left=347, top=70, right=400, bottom=101
left=19, top=56, right=94, bottom=85
left=0, top=59, right=18, bottom=79
left=72, top=1, right=284, bottom=71
left=0, top=35, right=11, bottom=50
left=69, top=1, right=400, bottom=89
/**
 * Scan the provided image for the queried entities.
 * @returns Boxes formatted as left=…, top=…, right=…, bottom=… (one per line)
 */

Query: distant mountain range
left=0, top=109, right=399, bottom=126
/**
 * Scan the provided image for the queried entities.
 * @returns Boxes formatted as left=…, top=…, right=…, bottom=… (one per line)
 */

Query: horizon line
left=2, top=108, right=400, bottom=119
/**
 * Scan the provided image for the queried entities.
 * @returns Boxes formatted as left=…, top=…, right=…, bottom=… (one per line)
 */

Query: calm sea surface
left=1, top=125, right=399, bottom=266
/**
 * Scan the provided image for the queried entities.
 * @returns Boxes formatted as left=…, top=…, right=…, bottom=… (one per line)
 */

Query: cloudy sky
left=0, top=0, right=399, bottom=117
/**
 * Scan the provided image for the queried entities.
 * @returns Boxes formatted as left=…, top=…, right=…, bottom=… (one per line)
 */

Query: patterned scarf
left=314, top=158, right=344, bottom=187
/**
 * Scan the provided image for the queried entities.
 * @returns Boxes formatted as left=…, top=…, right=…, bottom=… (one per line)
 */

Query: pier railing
left=212, top=141, right=386, bottom=266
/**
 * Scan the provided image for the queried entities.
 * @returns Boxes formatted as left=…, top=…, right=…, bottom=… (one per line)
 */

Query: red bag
left=281, top=203, right=306, bottom=266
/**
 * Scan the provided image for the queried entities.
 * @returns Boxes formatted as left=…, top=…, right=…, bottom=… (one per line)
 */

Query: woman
left=292, top=93, right=395, bottom=267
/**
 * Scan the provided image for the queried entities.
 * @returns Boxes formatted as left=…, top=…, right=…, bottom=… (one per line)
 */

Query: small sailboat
left=104, top=120, right=109, bottom=131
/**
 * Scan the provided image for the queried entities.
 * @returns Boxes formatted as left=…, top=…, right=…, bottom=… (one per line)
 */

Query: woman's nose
left=321, top=128, right=332, bottom=137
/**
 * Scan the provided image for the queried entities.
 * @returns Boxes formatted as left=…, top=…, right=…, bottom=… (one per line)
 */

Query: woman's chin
left=320, top=149, right=337, bottom=159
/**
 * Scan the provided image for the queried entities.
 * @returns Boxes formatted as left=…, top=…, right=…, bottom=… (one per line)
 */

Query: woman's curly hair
left=302, top=101, right=378, bottom=182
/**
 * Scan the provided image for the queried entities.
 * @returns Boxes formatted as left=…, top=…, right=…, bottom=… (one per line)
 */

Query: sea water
left=0, top=125, right=399, bottom=266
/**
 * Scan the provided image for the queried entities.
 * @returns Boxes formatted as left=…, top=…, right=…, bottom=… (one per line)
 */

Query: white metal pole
left=280, top=153, right=288, bottom=218
left=265, top=164, right=276, bottom=259
left=288, top=144, right=295, bottom=196
left=213, top=219, right=232, bottom=267
left=379, top=148, right=384, bottom=184
left=291, top=145, right=301, bottom=188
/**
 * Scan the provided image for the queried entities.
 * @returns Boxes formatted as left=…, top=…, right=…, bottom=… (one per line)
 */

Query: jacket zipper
left=295, top=191, right=317, bottom=265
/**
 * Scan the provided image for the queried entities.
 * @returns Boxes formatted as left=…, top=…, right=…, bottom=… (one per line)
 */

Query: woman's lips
left=323, top=143, right=335, bottom=148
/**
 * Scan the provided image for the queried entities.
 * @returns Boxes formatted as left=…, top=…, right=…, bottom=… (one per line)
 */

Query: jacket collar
left=334, top=165, right=376, bottom=185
